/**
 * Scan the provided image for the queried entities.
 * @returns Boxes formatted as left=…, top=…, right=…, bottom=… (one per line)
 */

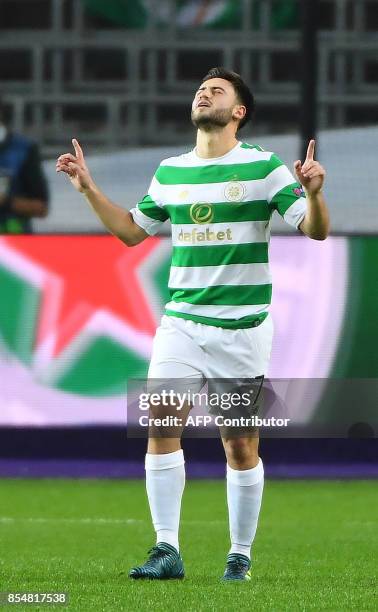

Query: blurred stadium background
left=0, top=1, right=377, bottom=608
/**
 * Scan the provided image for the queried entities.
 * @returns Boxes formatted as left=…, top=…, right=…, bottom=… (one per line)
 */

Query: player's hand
left=294, top=139, right=326, bottom=196
left=56, top=139, right=94, bottom=193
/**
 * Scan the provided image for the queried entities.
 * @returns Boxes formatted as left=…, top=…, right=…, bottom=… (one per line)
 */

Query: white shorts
left=148, top=313, right=274, bottom=381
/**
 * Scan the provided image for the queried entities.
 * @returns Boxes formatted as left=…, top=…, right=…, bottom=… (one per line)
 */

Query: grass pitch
left=0, top=478, right=376, bottom=611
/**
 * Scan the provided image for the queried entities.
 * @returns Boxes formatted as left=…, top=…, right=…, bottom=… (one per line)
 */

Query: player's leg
left=130, top=316, right=204, bottom=579
left=129, top=396, right=192, bottom=580
left=220, top=434, right=263, bottom=580
left=145, top=393, right=192, bottom=554
left=201, top=316, right=273, bottom=580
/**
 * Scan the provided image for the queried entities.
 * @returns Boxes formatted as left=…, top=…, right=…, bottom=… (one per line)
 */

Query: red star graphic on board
left=6, top=235, right=160, bottom=356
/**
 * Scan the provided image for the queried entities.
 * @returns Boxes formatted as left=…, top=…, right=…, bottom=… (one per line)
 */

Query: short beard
left=191, top=107, right=234, bottom=132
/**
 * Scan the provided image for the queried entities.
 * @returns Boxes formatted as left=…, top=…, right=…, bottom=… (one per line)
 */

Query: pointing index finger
left=305, top=139, right=315, bottom=162
left=72, top=138, right=84, bottom=161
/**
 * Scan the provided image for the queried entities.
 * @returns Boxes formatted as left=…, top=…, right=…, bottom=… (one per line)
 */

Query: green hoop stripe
left=169, top=283, right=272, bottom=306
left=165, top=201, right=270, bottom=224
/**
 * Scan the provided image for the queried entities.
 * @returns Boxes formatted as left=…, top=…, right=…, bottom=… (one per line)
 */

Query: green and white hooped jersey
left=130, top=141, right=307, bottom=329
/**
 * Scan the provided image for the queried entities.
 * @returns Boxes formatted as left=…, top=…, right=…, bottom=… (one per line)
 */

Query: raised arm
left=294, top=139, right=330, bottom=241
left=56, top=139, right=149, bottom=246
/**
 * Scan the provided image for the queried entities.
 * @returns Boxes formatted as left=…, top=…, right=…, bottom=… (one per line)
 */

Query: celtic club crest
left=224, top=181, right=246, bottom=202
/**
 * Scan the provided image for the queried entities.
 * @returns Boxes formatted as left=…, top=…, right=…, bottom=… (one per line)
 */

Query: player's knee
left=224, top=437, right=258, bottom=466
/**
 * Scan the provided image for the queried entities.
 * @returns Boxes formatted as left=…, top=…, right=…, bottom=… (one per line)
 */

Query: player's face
left=191, top=78, right=244, bottom=131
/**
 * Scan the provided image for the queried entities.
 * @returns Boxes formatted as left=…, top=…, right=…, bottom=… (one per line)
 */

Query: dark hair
left=201, top=67, right=255, bottom=130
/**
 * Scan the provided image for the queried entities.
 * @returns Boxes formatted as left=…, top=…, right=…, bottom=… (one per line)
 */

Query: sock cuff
left=145, top=449, right=185, bottom=471
left=227, top=458, right=264, bottom=486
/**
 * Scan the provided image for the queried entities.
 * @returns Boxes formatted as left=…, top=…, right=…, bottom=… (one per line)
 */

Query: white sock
left=145, top=449, right=185, bottom=552
left=226, top=458, right=264, bottom=560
